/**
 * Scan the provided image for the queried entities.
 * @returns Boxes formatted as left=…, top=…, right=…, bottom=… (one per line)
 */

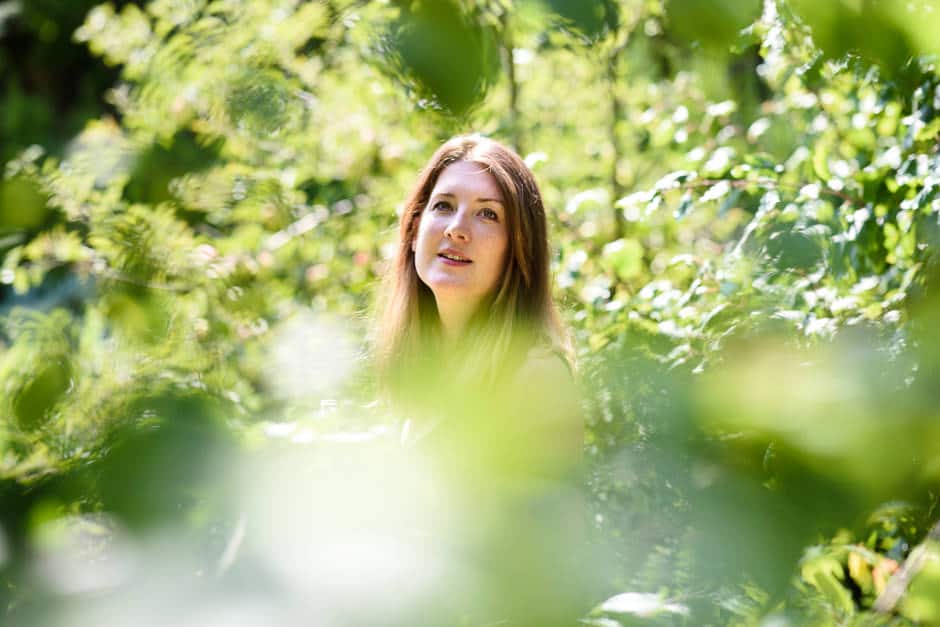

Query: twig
left=873, top=519, right=940, bottom=614
left=216, top=511, right=248, bottom=577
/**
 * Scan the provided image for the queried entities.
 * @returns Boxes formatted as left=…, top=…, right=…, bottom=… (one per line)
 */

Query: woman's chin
left=423, top=272, right=469, bottom=292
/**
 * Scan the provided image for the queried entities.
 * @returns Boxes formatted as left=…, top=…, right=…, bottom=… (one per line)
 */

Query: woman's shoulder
left=510, top=341, right=579, bottom=421
left=514, top=340, right=575, bottom=386
left=506, top=340, right=583, bottom=466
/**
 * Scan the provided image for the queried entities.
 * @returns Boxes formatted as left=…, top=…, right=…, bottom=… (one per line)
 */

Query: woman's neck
left=434, top=297, right=478, bottom=345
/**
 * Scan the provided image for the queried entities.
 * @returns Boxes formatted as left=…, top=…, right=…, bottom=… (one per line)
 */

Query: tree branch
left=873, top=519, right=940, bottom=615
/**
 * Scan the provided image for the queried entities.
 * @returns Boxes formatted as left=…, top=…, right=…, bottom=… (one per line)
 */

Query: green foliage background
left=2, top=0, right=940, bottom=625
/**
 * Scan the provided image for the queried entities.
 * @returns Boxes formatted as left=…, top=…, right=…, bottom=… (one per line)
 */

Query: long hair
left=375, top=134, right=570, bottom=404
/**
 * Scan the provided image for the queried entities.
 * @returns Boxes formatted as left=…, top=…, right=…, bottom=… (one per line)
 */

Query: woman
left=375, top=134, right=581, bottom=465
left=373, top=134, right=586, bottom=625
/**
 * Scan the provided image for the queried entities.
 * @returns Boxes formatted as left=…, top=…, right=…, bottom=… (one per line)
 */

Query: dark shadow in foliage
left=0, top=390, right=238, bottom=623
left=386, top=0, right=499, bottom=116
left=763, top=223, right=828, bottom=273
left=687, top=319, right=940, bottom=607
left=297, top=177, right=359, bottom=208
left=867, top=501, right=925, bottom=562
left=585, top=306, right=940, bottom=618
left=582, top=327, right=697, bottom=597
left=123, top=130, right=222, bottom=207
left=0, top=474, right=81, bottom=621
left=0, top=0, right=122, bottom=164
left=12, top=359, right=72, bottom=432
left=727, top=44, right=774, bottom=120
left=94, top=391, right=238, bottom=533
left=539, top=0, right=619, bottom=42
left=0, top=270, right=89, bottom=317
left=225, top=67, right=304, bottom=138
left=683, top=472, right=812, bottom=605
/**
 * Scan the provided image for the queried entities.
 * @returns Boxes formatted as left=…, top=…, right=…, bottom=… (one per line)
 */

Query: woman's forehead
left=432, top=161, right=504, bottom=202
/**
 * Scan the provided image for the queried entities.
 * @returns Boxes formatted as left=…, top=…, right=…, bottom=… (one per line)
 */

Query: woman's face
left=412, top=160, right=510, bottom=312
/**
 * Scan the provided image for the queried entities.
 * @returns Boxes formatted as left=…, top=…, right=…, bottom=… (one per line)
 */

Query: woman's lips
left=438, top=251, right=472, bottom=265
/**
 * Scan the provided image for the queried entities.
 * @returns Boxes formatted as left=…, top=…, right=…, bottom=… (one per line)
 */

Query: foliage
left=2, top=0, right=940, bottom=625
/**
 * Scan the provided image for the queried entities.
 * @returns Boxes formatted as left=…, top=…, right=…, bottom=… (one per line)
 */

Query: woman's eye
left=480, top=208, right=498, bottom=220
left=431, top=201, right=453, bottom=212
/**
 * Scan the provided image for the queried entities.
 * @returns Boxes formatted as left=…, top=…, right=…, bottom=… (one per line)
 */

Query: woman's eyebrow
left=435, top=191, right=504, bottom=204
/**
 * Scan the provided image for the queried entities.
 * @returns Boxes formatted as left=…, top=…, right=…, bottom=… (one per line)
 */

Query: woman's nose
left=444, top=211, right=470, bottom=242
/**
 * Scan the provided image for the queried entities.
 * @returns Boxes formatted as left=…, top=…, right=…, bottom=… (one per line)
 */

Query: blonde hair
left=375, top=134, right=570, bottom=402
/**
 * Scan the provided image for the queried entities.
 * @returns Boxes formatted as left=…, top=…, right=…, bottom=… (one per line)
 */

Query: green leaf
left=0, top=176, right=49, bottom=230
left=541, top=0, right=618, bottom=40
left=603, top=238, right=645, bottom=280
left=719, top=187, right=742, bottom=216
left=801, top=550, right=856, bottom=615
left=812, top=142, right=831, bottom=181
left=900, top=542, right=940, bottom=624
left=388, top=0, right=499, bottom=115
left=789, top=1, right=940, bottom=85
left=665, top=0, right=761, bottom=52
left=674, top=191, right=694, bottom=219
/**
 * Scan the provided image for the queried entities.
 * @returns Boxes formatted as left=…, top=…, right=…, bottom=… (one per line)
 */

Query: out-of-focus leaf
left=801, top=548, right=856, bottom=615
left=602, top=238, right=644, bottom=281
left=226, top=68, right=302, bottom=137
left=541, top=0, right=618, bottom=40
left=900, top=541, right=940, bottom=623
left=764, top=225, right=826, bottom=271
left=790, top=0, right=940, bottom=78
left=123, top=131, right=220, bottom=205
left=674, top=191, right=694, bottom=219
left=95, top=391, right=236, bottom=531
left=12, top=359, right=71, bottom=431
left=665, top=0, right=761, bottom=52
left=0, top=176, right=49, bottom=230
left=387, top=0, right=499, bottom=115
left=1, top=309, right=75, bottom=432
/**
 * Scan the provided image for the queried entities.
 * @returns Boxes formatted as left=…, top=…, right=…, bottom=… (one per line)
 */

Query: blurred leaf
left=764, top=224, right=826, bottom=271
left=665, top=0, right=761, bottom=52
left=790, top=0, right=940, bottom=78
left=0, top=176, right=49, bottom=231
left=95, top=391, right=235, bottom=531
left=387, top=0, right=499, bottom=114
left=801, top=547, right=856, bottom=615
left=602, top=238, right=645, bottom=281
left=12, top=359, right=72, bottom=431
left=674, top=191, right=694, bottom=219
left=540, top=0, right=618, bottom=40
left=1, top=309, right=75, bottom=432
left=123, top=130, right=220, bottom=205
left=900, top=541, right=940, bottom=623
left=226, top=67, right=302, bottom=137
